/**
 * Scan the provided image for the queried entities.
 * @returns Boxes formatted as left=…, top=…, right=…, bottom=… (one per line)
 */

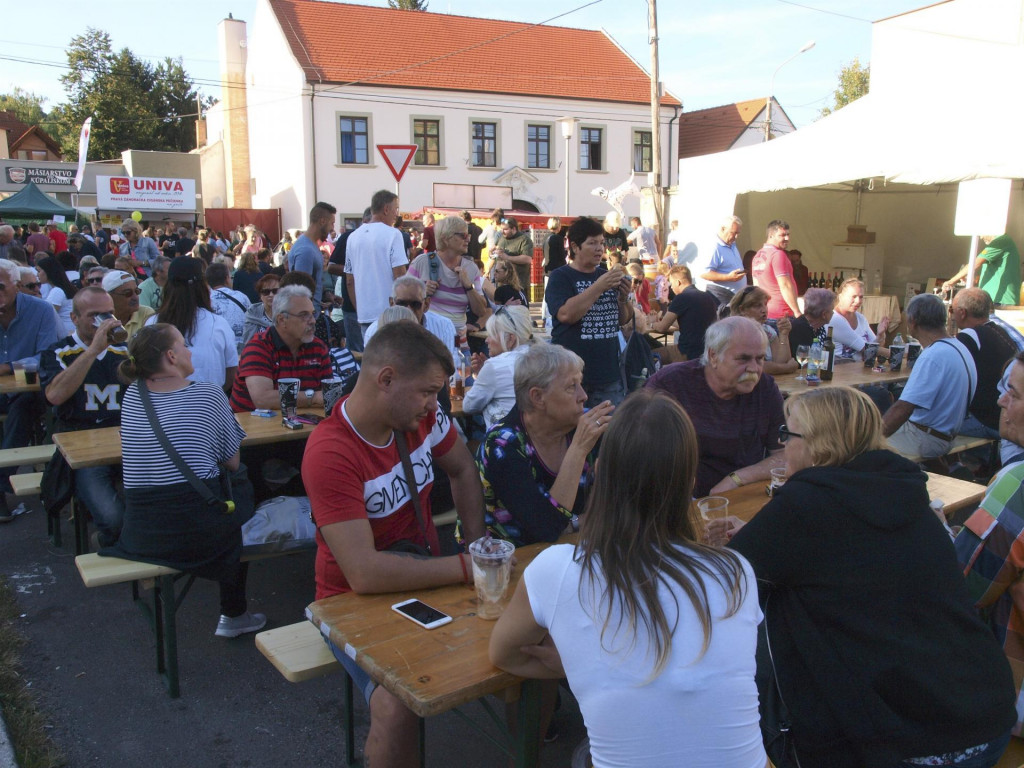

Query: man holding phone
left=303, top=320, right=486, bottom=768
left=545, top=216, right=634, bottom=407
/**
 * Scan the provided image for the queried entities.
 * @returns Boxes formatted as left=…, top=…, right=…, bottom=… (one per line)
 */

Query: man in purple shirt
left=645, top=316, right=785, bottom=496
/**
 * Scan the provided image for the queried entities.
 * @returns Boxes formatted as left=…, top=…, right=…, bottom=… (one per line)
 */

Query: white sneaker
left=215, top=611, right=267, bottom=638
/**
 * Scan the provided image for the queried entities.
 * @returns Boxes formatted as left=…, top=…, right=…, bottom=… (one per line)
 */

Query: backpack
left=623, top=319, right=660, bottom=391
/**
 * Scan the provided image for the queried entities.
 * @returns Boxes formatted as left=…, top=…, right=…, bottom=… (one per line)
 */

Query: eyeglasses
left=395, top=299, right=423, bottom=311
left=87, top=277, right=105, bottom=285
left=260, top=288, right=279, bottom=296
left=452, top=232, right=471, bottom=239
left=283, top=311, right=314, bottom=322
left=22, top=282, right=40, bottom=290
left=114, top=288, right=142, bottom=297
left=778, top=425, right=804, bottom=444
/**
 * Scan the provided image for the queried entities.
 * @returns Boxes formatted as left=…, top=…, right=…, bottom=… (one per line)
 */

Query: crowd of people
left=2, top=200, right=1024, bottom=768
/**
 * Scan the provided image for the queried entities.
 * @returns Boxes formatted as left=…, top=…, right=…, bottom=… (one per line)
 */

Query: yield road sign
left=377, top=145, right=417, bottom=183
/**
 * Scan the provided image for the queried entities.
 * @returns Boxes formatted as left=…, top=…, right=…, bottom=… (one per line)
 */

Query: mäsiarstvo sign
left=6, top=167, right=76, bottom=186
left=96, top=175, right=197, bottom=211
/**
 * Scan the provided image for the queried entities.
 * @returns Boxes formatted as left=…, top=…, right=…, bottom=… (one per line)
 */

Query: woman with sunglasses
left=727, top=386, right=1015, bottom=768
left=241, top=273, right=281, bottom=345
left=484, top=256, right=529, bottom=309
left=728, top=285, right=798, bottom=376
left=407, top=215, right=488, bottom=335
left=463, top=305, right=533, bottom=431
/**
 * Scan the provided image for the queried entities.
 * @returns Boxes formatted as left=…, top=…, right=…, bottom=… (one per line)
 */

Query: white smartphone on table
left=391, top=599, right=452, bottom=630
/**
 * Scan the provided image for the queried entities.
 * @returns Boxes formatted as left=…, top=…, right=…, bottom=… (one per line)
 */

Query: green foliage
left=53, top=27, right=204, bottom=160
left=0, top=88, right=48, bottom=126
left=388, top=0, right=429, bottom=8
left=819, top=57, right=870, bottom=118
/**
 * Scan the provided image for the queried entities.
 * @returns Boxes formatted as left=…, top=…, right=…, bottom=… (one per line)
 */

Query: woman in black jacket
left=728, top=385, right=1015, bottom=768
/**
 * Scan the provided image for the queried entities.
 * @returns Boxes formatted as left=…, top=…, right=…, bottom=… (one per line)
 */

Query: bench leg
left=513, top=679, right=542, bottom=768
left=131, top=573, right=196, bottom=699
left=73, top=500, right=89, bottom=556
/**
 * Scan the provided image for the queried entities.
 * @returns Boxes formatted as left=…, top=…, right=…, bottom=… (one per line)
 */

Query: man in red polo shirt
left=751, top=219, right=800, bottom=319
left=229, top=284, right=332, bottom=412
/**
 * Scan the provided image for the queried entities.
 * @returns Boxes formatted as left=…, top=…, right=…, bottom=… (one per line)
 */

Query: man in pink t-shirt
left=751, top=220, right=800, bottom=319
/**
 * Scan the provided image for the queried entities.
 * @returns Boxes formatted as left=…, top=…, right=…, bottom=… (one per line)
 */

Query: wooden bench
left=947, top=435, right=996, bottom=456
left=0, top=444, right=54, bottom=468
left=10, top=471, right=42, bottom=496
left=75, top=545, right=315, bottom=698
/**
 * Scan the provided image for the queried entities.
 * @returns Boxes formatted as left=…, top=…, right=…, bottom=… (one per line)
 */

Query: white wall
left=246, top=0, right=314, bottom=221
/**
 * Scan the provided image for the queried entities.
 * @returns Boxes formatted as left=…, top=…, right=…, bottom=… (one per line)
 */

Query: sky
left=0, top=0, right=924, bottom=128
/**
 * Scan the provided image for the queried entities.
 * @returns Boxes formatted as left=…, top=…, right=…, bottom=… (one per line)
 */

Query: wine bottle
left=821, top=327, right=835, bottom=381
left=810, top=272, right=818, bottom=289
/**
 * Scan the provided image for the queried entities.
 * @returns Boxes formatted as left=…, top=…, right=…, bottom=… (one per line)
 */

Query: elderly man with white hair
left=699, top=215, right=747, bottom=304
left=17, top=267, right=42, bottom=298
left=0, top=258, right=60, bottom=520
left=645, top=315, right=785, bottom=497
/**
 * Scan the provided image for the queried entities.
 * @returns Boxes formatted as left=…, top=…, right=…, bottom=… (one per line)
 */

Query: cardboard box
left=846, top=224, right=877, bottom=244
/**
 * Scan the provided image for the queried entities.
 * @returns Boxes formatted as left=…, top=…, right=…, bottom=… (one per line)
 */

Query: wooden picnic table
left=772, top=360, right=909, bottom=397
left=0, top=373, right=41, bottom=395
left=307, top=538, right=554, bottom=767
left=52, top=407, right=326, bottom=470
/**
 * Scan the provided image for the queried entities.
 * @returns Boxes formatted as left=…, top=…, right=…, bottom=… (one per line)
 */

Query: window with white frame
left=338, top=115, right=369, bottom=165
left=579, top=126, right=603, bottom=171
left=527, top=124, right=551, bottom=169
left=471, top=121, right=497, bottom=167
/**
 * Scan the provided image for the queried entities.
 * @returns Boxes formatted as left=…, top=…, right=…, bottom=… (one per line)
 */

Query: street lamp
left=765, top=40, right=815, bottom=141
left=557, top=117, right=578, bottom=216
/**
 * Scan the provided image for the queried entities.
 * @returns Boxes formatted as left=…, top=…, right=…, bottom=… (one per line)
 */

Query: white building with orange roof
left=208, top=0, right=680, bottom=228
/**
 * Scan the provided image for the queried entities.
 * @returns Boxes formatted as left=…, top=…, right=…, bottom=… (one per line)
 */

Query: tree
left=819, top=57, right=870, bottom=118
left=53, top=28, right=204, bottom=160
left=0, top=87, right=48, bottom=126
left=388, top=0, right=429, bottom=9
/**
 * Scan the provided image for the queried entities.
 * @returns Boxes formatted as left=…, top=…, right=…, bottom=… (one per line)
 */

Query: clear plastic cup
left=767, top=467, right=787, bottom=497
left=278, top=378, right=300, bottom=418
left=468, top=537, right=515, bottom=620
left=698, top=496, right=730, bottom=547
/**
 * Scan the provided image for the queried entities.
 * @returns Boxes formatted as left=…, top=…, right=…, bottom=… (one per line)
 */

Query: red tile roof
left=267, top=0, right=680, bottom=107
left=0, top=111, right=62, bottom=158
left=677, top=98, right=768, bottom=159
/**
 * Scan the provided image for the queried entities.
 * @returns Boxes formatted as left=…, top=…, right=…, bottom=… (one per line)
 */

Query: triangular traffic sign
left=377, top=145, right=418, bottom=183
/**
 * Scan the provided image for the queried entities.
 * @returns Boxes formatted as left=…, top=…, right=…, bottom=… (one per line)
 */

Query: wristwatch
left=304, top=388, right=314, bottom=406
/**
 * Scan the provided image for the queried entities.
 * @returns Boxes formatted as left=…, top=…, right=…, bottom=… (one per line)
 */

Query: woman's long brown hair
left=575, top=390, right=748, bottom=678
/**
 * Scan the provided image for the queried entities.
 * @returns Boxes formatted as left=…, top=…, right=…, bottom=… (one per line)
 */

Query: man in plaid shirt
left=955, top=351, right=1024, bottom=737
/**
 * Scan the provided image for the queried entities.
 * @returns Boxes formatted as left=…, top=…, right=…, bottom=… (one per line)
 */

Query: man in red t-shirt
left=751, top=220, right=800, bottom=319
left=303, top=320, right=485, bottom=767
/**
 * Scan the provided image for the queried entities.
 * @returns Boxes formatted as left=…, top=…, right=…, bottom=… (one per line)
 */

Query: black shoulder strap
left=393, top=429, right=432, bottom=554
left=935, top=338, right=975, bottom=422
left=137, top=380, right=230, bottom=514
left=215, top=288, right=247, bottom=313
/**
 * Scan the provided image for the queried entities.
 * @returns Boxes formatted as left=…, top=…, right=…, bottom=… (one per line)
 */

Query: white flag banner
left=73, top=117, right=92, bottom=191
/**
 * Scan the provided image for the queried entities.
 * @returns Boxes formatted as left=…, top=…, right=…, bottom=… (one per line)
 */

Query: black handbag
left=136, top=380, right=255, bottom=527
left=40, top=447, right=74, bottom=518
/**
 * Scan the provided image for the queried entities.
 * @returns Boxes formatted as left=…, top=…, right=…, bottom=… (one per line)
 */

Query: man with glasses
left=138, top=255, right=170, bottom=310
left=0, top=258, right=60, bottom=521
left=230, top=285, right=332, bottom=412
left=102, top=270, right=154, bottom=342
left=84, top=266, right=109, bottom=287
left=17, top=267, right=42, bottom=298
left=645, top=316, right=785, bottom=496
left=39, top=286, right=128, bottom=546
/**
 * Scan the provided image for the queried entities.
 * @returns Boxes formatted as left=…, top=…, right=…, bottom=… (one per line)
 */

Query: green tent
left=0, top=181, right=77, bottom=219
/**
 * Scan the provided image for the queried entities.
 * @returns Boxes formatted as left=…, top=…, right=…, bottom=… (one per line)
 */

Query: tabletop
left=52, top=406, right=324, bottom=469
left=0, top=374, right=41, bottom=395
left=306, top=540, right=554, bottom=719
left=772, top=360, right=909, bottom=397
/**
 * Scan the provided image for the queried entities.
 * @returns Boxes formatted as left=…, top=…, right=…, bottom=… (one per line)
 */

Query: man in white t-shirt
left=206, top=261, right=251, bottom=351
left=626, top=216, right=661, bottom=264
left=344, top=190, right=409, bottom=334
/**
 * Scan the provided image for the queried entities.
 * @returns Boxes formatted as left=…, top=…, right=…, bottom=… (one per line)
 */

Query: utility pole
left=648, top=0, right=664, bottom=240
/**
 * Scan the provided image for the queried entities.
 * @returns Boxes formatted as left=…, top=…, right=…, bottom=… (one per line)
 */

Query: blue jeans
left=326, top=634, right=377, bottom=704
left=343, top=313, right=364, bottom=354
left=959, top=415, right=1000, bottom=440
left=0, top=393, right=45, bottom=492
left=75, top=465, right=124, bottom=546
left=898, top=731, right=1012, bottom=768
left=585, top=378, right=626, bottom=410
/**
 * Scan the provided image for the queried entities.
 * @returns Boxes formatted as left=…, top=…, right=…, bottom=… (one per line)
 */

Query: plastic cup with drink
left=321, top=377, right=346, bottom=417
left=767, top=467, right=787, bottom=497
left=698, top=496, right=730, bottom=547
left=278, top=378, right=300, bottom=419
left=468, top=536, right=515, bottom=620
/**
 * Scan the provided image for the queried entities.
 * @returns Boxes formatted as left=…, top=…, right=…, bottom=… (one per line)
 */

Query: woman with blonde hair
left=491, top=389, right=764, bottom=767
left=406, top=214, right=487, bottom=332
left=829, top=277, right=890, bottom=360
left=728, top=386, right=1015, bottom=767
left=729, top=285, right=798, bottom=375
left=463, top=305, right=533, bottom=429
left=484, top=256, right=529, bottom=308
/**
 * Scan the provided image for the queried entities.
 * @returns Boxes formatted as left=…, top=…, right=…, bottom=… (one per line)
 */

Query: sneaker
left=215, top=611, right=267, bottom=638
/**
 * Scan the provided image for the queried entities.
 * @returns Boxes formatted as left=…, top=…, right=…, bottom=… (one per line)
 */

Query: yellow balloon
left=131, top=211, right=143, bottom=222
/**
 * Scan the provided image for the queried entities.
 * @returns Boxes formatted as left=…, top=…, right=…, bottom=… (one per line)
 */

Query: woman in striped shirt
left=104, top=323, right=265, bottom=638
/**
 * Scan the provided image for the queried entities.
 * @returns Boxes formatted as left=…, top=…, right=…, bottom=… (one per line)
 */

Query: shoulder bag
left=389, top=429, right=433, bottom=556
left=136, top=380, right=255, bottom=527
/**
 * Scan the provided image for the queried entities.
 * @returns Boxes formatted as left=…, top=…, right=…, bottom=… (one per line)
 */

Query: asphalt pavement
left=0, top=495, right=586, bottom=767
